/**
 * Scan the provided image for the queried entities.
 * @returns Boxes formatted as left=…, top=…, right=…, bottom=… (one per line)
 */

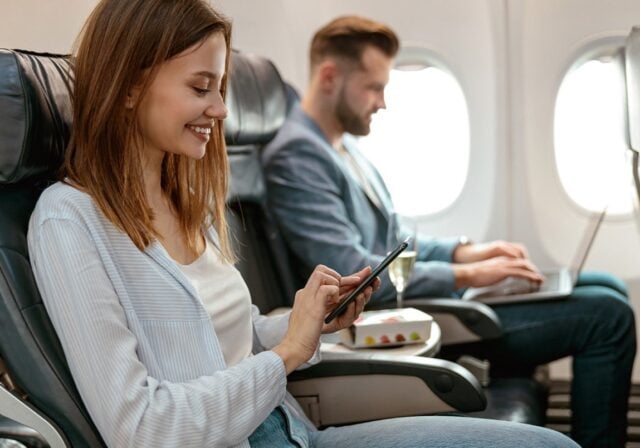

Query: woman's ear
left=125, top=86, right=141, bottom=109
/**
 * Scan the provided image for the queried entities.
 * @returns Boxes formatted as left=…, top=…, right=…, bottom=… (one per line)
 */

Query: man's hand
left=453, top=256, right=544, bottom=288
left=453, top=240, right=530, bottom=263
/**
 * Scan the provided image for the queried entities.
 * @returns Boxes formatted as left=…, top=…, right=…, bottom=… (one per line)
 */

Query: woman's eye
left=192, top=87, right=210, bottom=96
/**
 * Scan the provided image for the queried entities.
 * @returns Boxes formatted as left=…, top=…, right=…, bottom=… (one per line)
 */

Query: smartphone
left=324, top=239, right=409, bottom=324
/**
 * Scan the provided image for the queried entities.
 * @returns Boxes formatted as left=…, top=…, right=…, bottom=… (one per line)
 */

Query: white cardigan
left=28, top=182, right=315, bottom=447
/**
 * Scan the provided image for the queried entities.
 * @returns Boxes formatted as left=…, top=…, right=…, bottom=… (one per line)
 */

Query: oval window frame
left=552, top=35, right=633, bottom=219
left=358, top=46, right=471, bottom=218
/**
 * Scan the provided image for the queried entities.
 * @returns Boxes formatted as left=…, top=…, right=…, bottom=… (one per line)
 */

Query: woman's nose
left=206, top=95, right=228, bottom=120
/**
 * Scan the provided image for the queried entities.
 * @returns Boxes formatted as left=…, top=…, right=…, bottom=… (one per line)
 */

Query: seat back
left=626, top=26, right=640, bottom=153
left=0, top=49, right=105, bottom=447
left=0, top=48, right=301, bottom=446
left=224, top=52, right=299, bottom=313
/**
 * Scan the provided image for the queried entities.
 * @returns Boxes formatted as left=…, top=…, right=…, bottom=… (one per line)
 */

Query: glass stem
left=397, top=289, right=404, bottom=309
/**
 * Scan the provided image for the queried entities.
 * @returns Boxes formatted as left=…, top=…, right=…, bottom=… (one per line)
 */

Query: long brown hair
left=65, top=0, right=235, bottom=262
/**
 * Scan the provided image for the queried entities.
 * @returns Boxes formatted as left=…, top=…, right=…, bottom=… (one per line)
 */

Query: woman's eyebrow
left=191, top=70, right=220, bottom=79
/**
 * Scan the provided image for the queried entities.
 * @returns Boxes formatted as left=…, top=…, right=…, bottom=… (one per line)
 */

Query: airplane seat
left=262, top=62, right=549, bottom=427
left=625, top=26, right=640, bottom=154
left=284, top=82, right=301, bottom=114
left=224, top=51, right=300, bottom=313
left=223, top=51, right=493, bottom=425
left=0, top=49, right=106, bottom=447
left=625, top=26, right=640, bottom=207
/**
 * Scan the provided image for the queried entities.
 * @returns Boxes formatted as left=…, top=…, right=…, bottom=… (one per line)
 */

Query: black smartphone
left=324, top=239, right=409, bottom=324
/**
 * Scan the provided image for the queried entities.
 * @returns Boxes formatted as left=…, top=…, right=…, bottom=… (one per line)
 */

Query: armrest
left=368, top=298, right=502, bottom=345
left=0, top=415, right=48, bottom=448
left=287, top=355, right=486, bottom=427
left=0, top=385, right=68, bottom=448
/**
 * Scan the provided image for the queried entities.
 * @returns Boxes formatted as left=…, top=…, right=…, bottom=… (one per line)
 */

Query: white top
left=177, top=239, right=253, bottom=366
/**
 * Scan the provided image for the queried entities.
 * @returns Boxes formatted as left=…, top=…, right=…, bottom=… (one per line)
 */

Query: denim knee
left=588, top=286, right=635, bottom=348
left=606, top=288, right=635, bottom=338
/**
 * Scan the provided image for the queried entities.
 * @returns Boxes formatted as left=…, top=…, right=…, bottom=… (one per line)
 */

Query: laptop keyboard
left=463, top=271, right=567, bottom=300
left=538, top=272, right=560, bottom=292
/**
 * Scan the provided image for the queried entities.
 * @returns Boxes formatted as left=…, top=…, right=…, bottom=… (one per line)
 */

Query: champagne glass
left=387, top=214, right=418, bottom=309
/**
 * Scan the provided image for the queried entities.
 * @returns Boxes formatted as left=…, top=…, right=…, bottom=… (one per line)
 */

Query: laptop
left=461, top=209, right=606, bottom=305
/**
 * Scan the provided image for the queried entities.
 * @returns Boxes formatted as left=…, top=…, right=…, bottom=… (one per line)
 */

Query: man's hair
left=65, top=0, right=235, bottom=262
left=310, top=15, right=399, bottom=69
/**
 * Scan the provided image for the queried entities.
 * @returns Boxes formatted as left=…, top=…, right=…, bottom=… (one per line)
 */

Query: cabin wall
left=2, top=0, right=93, bottom=53
left=217, top=0, right=509, bottom=244
left=507, top=0, right=640, bottom=378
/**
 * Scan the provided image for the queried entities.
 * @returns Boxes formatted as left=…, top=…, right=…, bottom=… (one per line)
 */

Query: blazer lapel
left=342, top=137, right=395, bottom=219
left=293, top=106, right=394, bottom=220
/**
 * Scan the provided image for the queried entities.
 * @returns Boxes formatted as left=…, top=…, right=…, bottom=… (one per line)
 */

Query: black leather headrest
left=0, top=50, right=73, bottom=185
left=0, top=49, right=286, bottom=185
left=224, top=51, right=288, bottom=147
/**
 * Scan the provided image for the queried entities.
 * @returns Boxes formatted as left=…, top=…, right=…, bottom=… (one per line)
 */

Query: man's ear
left=317, top=60, right=341, bottom=94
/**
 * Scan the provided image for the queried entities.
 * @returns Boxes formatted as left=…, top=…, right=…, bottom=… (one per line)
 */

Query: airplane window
left=359, top=65, right=470, bottom=216
left=554, top=52, right=633, bottom=215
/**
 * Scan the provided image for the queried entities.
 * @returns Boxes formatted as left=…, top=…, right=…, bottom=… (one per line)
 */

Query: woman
left=27, top=0, right=578, bottom=446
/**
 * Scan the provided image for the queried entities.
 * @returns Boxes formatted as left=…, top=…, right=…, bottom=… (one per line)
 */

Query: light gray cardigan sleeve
left=28, top=216, right=288, bottom=448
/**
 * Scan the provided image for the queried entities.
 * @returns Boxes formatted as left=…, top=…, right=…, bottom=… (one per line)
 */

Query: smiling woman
left=65, top=0, right=234, bottom=259
left=26, top=1, right=380, bottom=446
left=132, top=33, right=228, bottom=264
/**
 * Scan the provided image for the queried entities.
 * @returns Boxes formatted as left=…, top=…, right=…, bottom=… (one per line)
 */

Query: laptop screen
left=570, top=208, right=607, bottom=279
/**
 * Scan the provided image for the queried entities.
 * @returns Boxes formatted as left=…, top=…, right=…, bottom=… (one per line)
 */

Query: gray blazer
left=28, top=182, right=313, bottom=448
left=262, top=105, right=460, bottom=302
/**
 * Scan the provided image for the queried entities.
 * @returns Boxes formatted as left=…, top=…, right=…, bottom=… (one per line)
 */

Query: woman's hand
left=321, top=266, right=379, bottom=334
left=272, top=265, right=380, bottom=374
left=273, top=265, right=342, bottom=374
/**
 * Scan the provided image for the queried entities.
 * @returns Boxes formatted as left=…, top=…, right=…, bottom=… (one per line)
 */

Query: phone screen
left=324, top=239, right=409, bottom=324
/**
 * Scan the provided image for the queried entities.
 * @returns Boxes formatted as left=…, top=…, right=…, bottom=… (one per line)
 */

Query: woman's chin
left=175, top=146, right=207, bottom=160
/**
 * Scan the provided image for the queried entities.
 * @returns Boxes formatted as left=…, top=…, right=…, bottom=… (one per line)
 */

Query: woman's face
left=133, top=32, right=228, bottom=161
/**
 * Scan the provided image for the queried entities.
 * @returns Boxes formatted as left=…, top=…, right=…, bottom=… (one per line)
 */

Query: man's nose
left=377, top=91, right=387, bottom=110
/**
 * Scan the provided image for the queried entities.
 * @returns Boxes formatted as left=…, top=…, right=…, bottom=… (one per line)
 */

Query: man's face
left=335, top=46, right=393, bottom=136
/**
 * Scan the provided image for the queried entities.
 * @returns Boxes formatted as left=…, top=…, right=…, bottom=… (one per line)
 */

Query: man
left=262, top=15, right=635, bottom=447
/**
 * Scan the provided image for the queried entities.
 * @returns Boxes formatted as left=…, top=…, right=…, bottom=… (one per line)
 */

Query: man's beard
left=336, top=88, right=372, bottom=136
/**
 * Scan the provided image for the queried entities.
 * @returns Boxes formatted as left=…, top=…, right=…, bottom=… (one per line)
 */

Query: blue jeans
left=442, top=271, right=636, bottom=448
left=310, top=415, right=577, bottom=447
left=250, top=408, right=578, bottom=447
left=249, top=407, right=306, bottom=447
